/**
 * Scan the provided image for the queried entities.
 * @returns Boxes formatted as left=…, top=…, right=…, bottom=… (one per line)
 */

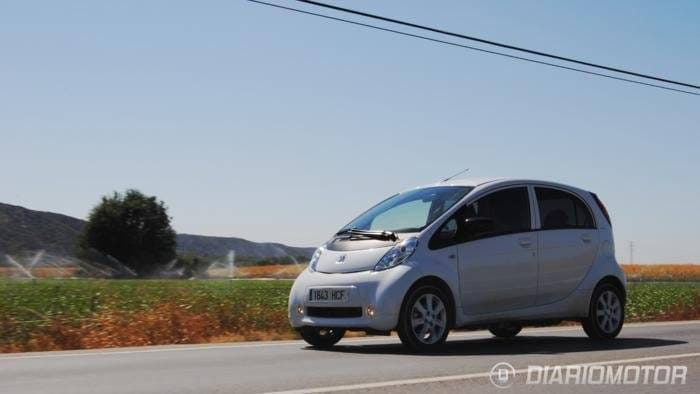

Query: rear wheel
left=397, top=285, right=450, bottom=352
left=489, top=323, right=522, bottom=338
left=582, top=283, right=625, bottom=340
left=298, top=327, right=345, bottom=348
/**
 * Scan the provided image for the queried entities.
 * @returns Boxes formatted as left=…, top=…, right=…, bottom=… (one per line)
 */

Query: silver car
left=289, top=178, right=626, bottom=351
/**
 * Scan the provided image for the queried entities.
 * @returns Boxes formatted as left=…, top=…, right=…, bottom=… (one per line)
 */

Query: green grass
left=2, top=279, right=699, bottom=323
left=0, top=279, right=698, bottom=351
left=626, top=281, right=700, bottom=320
left=0, top=279, right=291, bottom=321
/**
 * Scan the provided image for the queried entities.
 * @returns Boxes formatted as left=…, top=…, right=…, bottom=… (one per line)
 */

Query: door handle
left=518, top=238, right=532, bottom=248
left=581, top=234, right=592, bottom=243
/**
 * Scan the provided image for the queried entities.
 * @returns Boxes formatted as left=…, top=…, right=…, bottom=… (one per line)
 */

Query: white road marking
left=264, top=352, right=700, bottom=394
left=1, top=320, right=697, bottom=361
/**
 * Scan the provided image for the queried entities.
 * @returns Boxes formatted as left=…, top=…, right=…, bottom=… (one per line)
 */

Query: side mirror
left=464, top=217, right=496, bottom=238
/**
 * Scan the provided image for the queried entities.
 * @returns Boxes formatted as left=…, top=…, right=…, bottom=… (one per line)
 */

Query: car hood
left=315, top=246, right=394, bottom=273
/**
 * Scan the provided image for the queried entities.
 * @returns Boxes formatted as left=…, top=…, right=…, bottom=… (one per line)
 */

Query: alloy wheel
left=596, top=290, right=622, bottom=334
left=410, top=293, right=447, bottom=344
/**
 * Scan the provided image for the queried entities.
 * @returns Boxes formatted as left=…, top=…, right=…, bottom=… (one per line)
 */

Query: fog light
left=296, top=305, right=304, bottom=315
left=366, top=305, right=375, bottom=317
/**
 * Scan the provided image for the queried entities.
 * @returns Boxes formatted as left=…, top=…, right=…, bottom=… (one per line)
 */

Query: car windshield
left=340, top=186, right=472, bottom=234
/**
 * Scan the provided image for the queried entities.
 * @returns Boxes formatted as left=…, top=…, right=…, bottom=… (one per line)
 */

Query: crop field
left=0, top=279, right=293, bottom=352
left=622, top=264, right=700, bottom=282
left=0, top=267, right=80, bottom=278
left=1, top=278, right=699, bottom=353
left=4, top=264, right=700, bottom=281
left=0, top=264, right=307, bottom=279
left=625, top=282, right=700, bottom=321
left=209, top=264, right=306, bottom=279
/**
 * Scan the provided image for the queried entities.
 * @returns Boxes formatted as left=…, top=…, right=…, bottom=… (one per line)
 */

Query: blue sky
left=1, top=1, right=698, bottom=262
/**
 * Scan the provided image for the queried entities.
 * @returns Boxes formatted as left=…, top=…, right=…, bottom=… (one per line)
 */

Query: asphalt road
left=2, top=321, right=700, bottom=394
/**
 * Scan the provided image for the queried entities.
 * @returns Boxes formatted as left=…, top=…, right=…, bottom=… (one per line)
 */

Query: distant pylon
left=629, top=241, right=635, bottom=264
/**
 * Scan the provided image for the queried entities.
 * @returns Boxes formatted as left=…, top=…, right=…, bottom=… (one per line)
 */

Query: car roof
left=417, top=177, right=590, bottom=194
left=432, top=176, right=507, bottom=187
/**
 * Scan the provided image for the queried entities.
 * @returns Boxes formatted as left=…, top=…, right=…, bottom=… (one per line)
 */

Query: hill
left=0, top=203, right=85, bottom=257
left=0, top=203, right=314, bottom=260
left=176, top=234, right=314, bottom=261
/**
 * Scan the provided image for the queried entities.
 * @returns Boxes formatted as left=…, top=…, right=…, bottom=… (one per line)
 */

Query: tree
left=79, top=189, right=177, bottom=277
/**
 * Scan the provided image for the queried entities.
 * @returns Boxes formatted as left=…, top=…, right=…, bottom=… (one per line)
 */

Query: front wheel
left=582, top=283, right=625, bottom=340
left=397, top=285, right=450, bottom=352
left=298, top=327, right=345, bottom=348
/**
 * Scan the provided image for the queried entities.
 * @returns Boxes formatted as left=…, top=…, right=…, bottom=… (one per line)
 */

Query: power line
left=245, top=0, right=699, bottom=96
left=297, top=0, right=700, bottom=91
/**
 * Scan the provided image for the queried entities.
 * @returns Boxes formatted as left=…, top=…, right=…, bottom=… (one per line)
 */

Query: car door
left=453, top=186, right=538, bottom=315
left=534, top=186, right=600, bottom=305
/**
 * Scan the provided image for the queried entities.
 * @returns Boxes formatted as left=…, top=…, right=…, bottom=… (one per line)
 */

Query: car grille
left=306, top=307, right=363, bottom=318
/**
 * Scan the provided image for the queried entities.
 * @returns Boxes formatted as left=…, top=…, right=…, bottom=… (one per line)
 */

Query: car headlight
left=308, top=247, right=323, bottom=272
left=374, top=237, right=418, bottom=271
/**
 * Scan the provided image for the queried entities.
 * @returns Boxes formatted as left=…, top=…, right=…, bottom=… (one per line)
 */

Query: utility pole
left=629, top=241, right=634, bottom=264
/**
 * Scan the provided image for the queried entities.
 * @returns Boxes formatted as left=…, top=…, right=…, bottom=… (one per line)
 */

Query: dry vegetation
left=0, top=302, right=291, bottom=353
left=622, top=264, right=700, bottom=282
left=0, top=264, right=307, bottom=279
left=8, top=264, right=697, bottom=281
left=231, top=264, right=306, bottom=279
left=0, top=267, right=79, bottom=278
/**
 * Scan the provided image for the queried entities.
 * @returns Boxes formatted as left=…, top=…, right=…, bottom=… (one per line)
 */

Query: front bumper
left=288, top=265, right=413, bottom=331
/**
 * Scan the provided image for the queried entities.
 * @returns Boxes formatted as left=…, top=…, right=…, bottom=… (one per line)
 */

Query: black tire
left=582, top=282, right=625, bottom=340
left=489, top=323, right=522, bottom=338
left=397, top=285, right=451, bottom=352
left=298, top=327, right=345, bottom=348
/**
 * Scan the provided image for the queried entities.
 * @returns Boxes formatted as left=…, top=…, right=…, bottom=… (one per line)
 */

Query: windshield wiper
left=335, top=228, right=398, bottom=241
left=391, top=227, right=423, bottom=233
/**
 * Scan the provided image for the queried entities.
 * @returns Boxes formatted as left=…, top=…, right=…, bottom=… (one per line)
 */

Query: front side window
left=463, top=187, right=531, bottom=240
left=341, top=186, right=472, bottom=234
left=535, top=187, right=595, bottom=230
left=430, top=187, right=531, bottom=248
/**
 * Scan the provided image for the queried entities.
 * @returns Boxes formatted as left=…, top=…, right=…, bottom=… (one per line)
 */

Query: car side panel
left=451, top=187, right=625, bottom=326
left=457, top=232, right=538, bottom=315
left=536, top=228, right=600, bottom=305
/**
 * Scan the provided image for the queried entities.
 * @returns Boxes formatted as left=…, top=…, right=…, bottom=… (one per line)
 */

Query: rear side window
left=535, top=187, right=595, bottom=230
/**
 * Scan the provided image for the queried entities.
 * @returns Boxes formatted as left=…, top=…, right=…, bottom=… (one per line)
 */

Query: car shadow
left=312, top=336, right=687, bottom=356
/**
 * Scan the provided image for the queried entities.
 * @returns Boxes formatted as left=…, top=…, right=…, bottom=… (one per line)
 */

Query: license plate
left=309, top=288, right=349, bottom=302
